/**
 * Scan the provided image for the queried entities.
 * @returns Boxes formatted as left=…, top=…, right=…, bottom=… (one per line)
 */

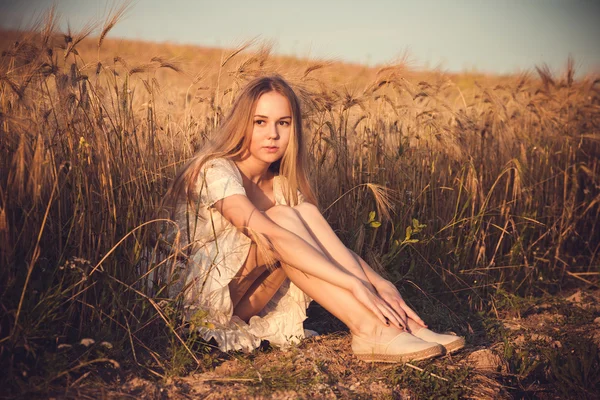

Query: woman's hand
left=374, top=279, right=427, bottom=331
left=349, top=278, right=406, bottom=329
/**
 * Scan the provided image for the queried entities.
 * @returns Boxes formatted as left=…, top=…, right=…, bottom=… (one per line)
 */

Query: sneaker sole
left=354, top=344, right=444, bottom=363
left=443, top=337, right=466, bottom=354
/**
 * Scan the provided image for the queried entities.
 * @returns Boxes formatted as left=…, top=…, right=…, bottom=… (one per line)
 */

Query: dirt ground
left=48, top=289, right=600, bottom=399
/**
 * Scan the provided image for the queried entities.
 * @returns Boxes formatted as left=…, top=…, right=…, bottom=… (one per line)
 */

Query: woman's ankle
left=406, top=318, right=426, bottom=334
left=351, top=319, right=404, bottom=339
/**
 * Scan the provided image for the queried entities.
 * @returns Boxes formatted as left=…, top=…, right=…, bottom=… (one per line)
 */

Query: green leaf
left=405, top=226, right=412, bottom=241
left=412, top=218, right=427, bottom=232
left=369, top=221, right=381, bottom=228
left=368, top=211, right=376, bottom=222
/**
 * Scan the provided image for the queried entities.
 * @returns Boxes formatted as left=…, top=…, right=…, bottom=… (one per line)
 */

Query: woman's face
left=246, top=91, right=292, bottom=167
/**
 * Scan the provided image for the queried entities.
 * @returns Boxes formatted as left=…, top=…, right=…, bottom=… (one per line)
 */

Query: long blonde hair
left=163, top=75, right=317, bottom=214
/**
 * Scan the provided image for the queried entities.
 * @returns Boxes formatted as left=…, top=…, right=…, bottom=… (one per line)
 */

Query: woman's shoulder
left=203, top=157, right=236, bottom=171
left=202, top=157, right=241, bottom=178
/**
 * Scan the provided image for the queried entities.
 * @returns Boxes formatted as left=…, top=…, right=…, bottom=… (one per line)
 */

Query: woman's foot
left=352, top=332, right=444, bottom=363
left=411, top=327, right=465, bottom=354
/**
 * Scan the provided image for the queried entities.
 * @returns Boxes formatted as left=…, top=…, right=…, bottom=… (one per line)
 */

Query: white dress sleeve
left=198, top=158, right=246, bottom=206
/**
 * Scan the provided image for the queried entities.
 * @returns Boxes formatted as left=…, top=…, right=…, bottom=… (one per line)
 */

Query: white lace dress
left=167, top=157, right=312, bottom=352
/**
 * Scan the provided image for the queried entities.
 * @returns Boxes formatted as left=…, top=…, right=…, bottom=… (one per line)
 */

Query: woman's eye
left=278, top=120, right=290, bottom=126
left=254, top=120, right=265, bottom=125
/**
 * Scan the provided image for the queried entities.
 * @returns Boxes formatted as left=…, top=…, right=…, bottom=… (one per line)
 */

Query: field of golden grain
left=1, top=9, right=599, bottom=398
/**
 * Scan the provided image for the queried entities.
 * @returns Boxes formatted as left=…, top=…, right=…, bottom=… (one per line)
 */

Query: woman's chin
left=260, top=154, right=284, bottom=164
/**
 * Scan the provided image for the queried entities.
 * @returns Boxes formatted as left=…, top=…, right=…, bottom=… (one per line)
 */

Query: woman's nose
left=268, top=123, right=279, bottom=139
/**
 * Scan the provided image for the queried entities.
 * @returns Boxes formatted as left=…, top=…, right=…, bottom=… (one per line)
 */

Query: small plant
left=546, top=336, right=600, bottom=399
left=365, top=210, right=382, bottom=229
left=503, top=338, right=544, bottom=381
left=381, top=218, right=427, bottom=268
left=388, top=363, right=470, bottom=400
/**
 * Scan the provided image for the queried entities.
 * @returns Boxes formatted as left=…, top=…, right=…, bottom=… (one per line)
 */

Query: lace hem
left=193, top=280, right=311, bottom=353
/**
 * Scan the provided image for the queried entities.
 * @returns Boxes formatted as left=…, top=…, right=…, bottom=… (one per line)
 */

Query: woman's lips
left=263, top=146, right=279, bottom=153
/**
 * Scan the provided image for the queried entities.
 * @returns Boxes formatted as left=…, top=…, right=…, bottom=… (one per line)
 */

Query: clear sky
left=1, top=0, right=599, bottom=76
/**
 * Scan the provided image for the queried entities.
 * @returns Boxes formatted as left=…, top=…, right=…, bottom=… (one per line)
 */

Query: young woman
left=162, top=75, right=465, bottom=362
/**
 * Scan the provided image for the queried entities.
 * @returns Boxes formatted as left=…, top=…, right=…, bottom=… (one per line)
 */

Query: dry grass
left=0, top=8, right=599, bottom=397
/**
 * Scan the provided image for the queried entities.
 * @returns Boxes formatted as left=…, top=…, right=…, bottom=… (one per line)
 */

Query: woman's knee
left=264, top=205, right=301, bottom=226
left=293, top=202, right=320, bottom=219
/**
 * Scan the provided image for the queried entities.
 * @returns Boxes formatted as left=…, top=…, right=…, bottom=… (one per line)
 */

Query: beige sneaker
left=412, top=328, right=466, bottom=354
left=352, top=332, right=444, bottom=363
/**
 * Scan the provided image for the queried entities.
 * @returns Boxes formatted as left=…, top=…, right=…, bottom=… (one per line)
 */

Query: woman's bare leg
left=229, top=243, right=274, bottom=309
left=233, top=266, right=287, bottom=322
left=291, top=202, right=421, bottom=330
left=291, top=203, right=370, bottom=284
left=234, top=205, right=402, bottom=338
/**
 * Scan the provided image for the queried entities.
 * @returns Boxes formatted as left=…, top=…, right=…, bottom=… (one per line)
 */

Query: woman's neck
left=233, top=157, right=272, bottom=184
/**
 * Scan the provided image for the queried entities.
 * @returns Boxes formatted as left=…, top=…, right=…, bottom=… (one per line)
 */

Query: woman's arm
left=348, top=249, right=388, bottom=289
left=349, top=249, right=427, bottom=328
left=214, top=194, right=404, bottom=327
left=215, top=195, right=359, bottom=291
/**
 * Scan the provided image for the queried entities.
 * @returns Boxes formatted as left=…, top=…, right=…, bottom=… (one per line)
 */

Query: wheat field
left=1, top=8, right=599, bottom=397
